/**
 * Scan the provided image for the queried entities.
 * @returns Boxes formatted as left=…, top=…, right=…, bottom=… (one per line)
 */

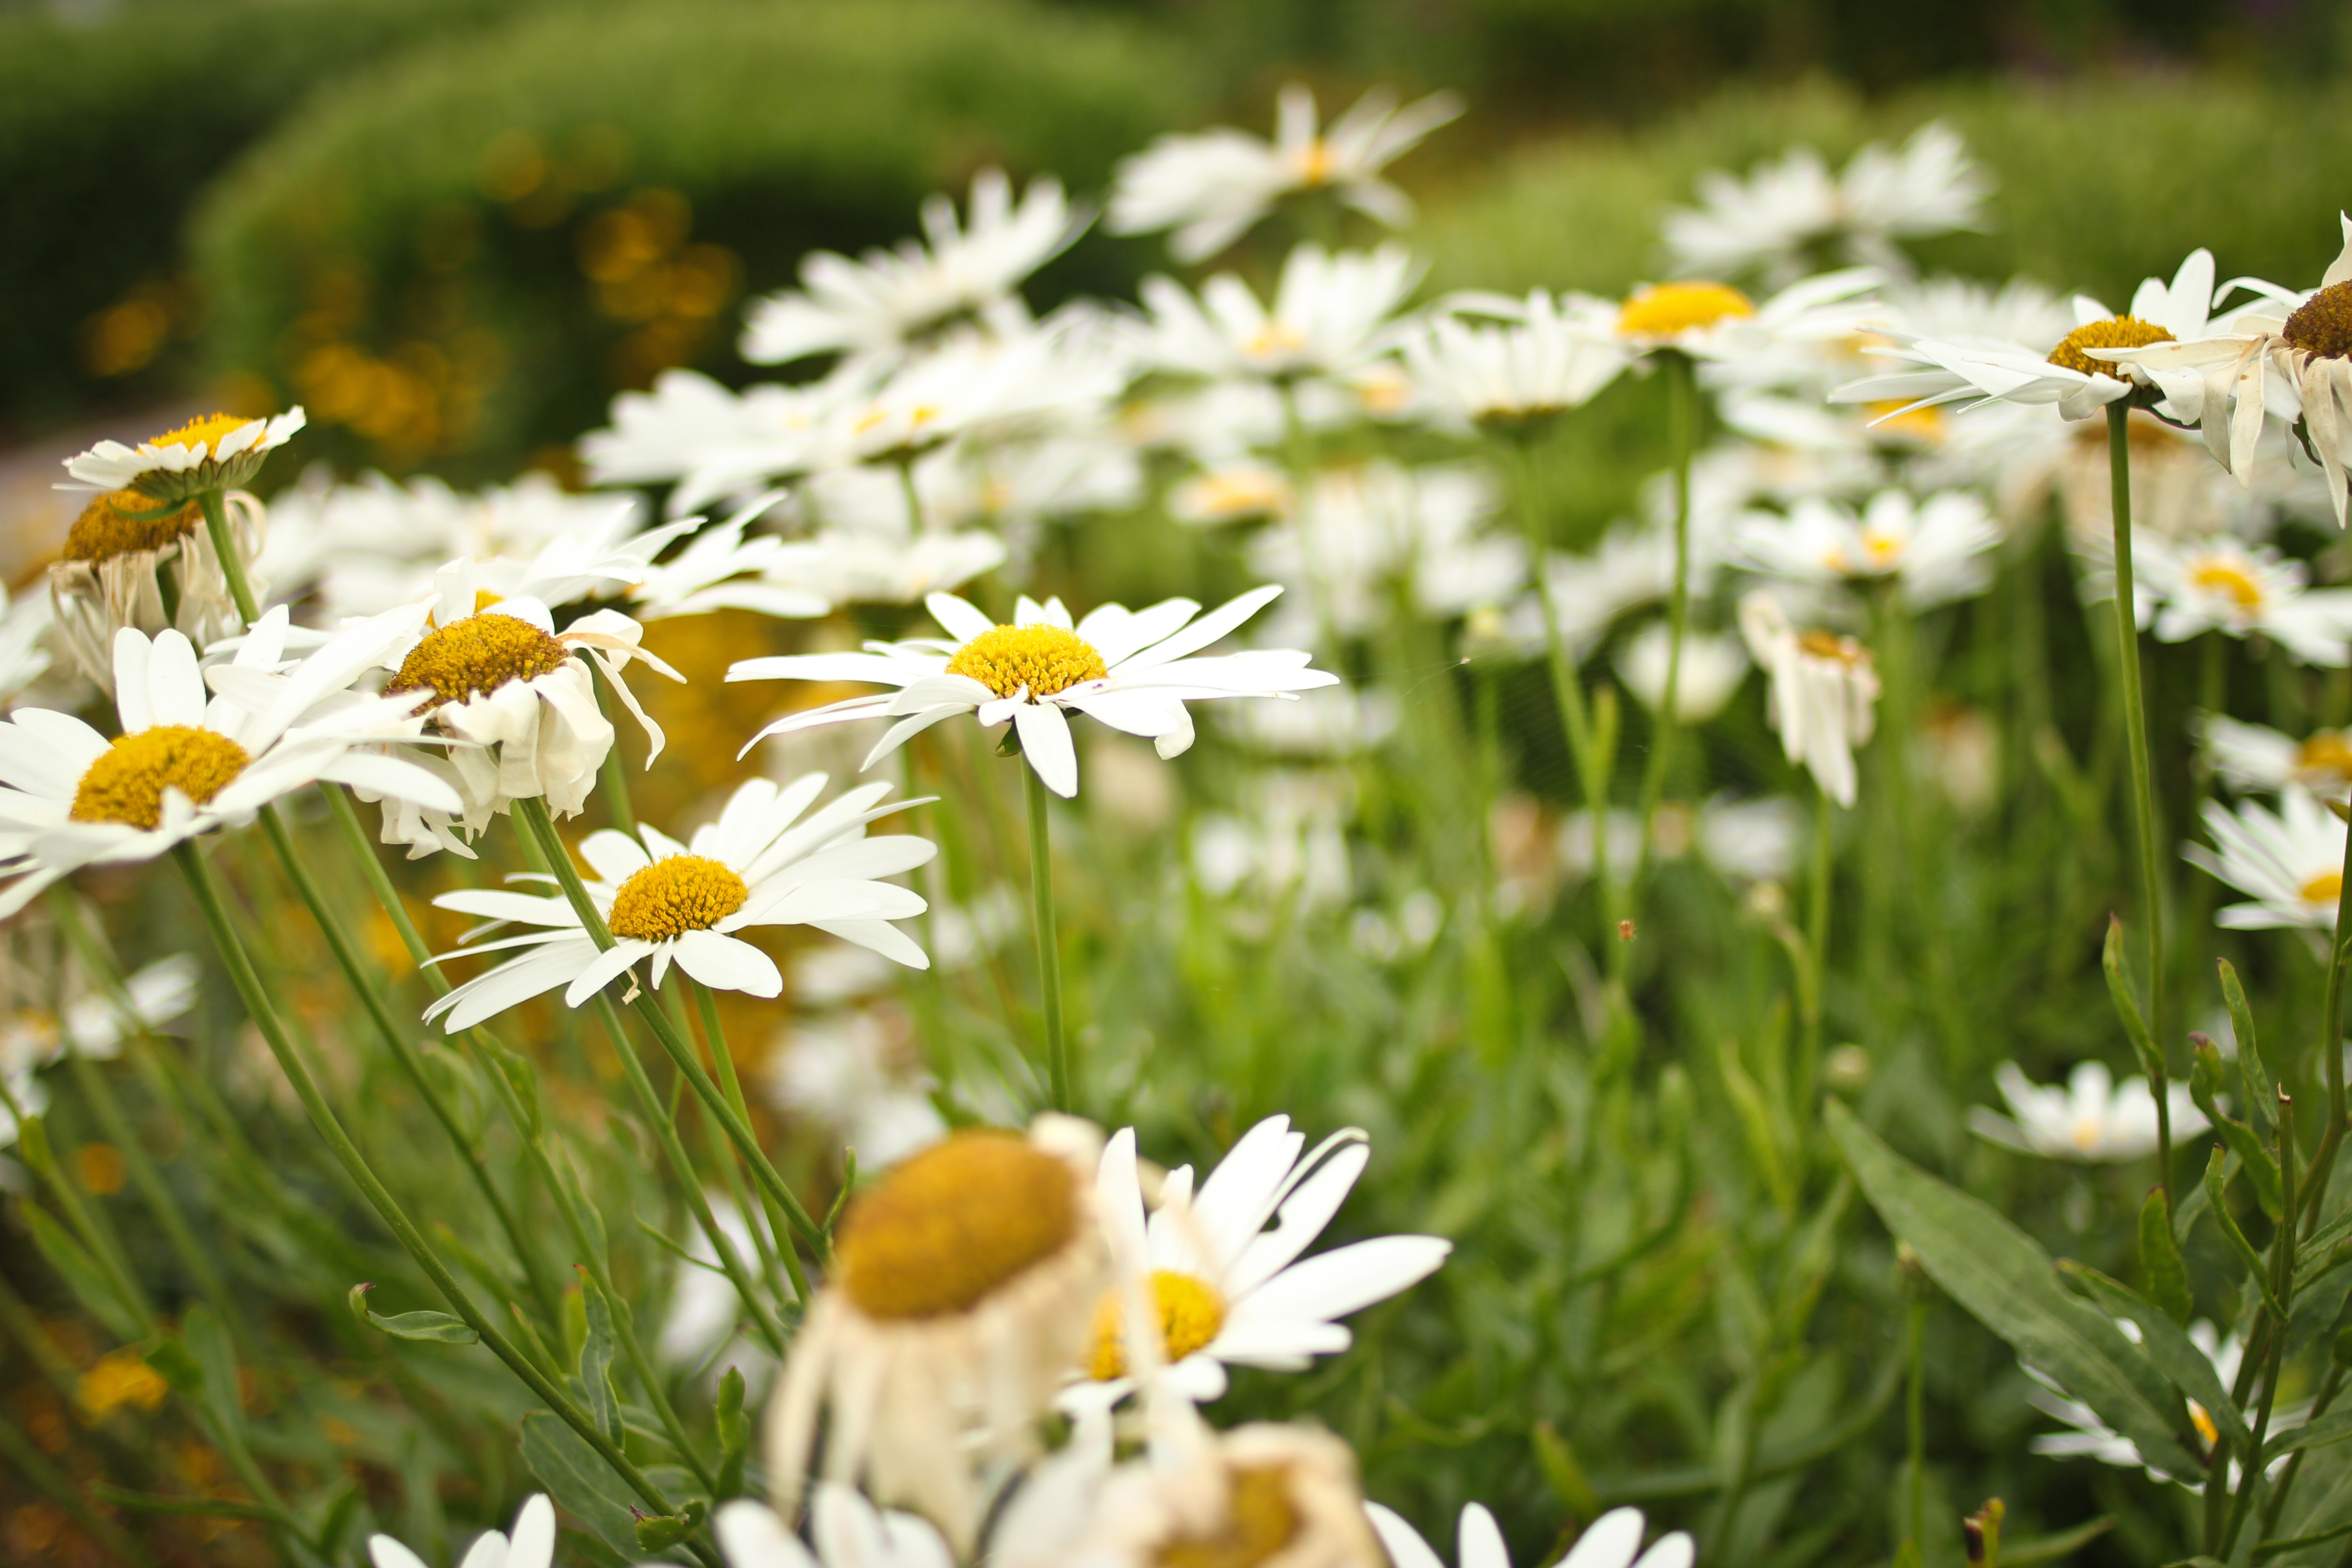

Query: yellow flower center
left=2302, top=871, right=2343, bottom=906
left=389, top=612, right=571, bottom=708
left=63, top=490, right=202, bottom=563
left=1618, top=281, right=1754, bottom=340
left=1089, top=1269, right=1229, bottom=1379
left=833, top=1131, right=1079, bottom=1320
left=2070, top=1115, right=2105, bottom=1151
left=145, top=412, right=253, bottom=453
left=1297, top=139, right=1334, bottom=186
left=944, top=623, right=1109, bottom=700
left=1860, top=529, right=1906, bottom=567
left=1247, top=320, right=1308, bottom=359
left=2299, top=732, right=2352, bottom=779
left=2045, top=315, right=2175, bottom=378
left=70, top=725, right=251, bottom=829
left=2285, top=281, right=2352, bottom=361
left=1156, top=1465, right=1301, bottom=1568
left=1186, top=470, right=1291, bottom=520
left=2187, top=559, right=2265, bottom=611
left=607, top=855, right=750, bottom=943
left=1797, top=629, right=1867, bottom=666
left=1867, top=400, right=1945, bottom=443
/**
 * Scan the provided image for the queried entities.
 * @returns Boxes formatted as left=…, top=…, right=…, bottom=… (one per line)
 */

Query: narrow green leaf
left=2138, top=1190, right=2196, bottom=1325
left=2265, top=1405, right=2352, bottom=1462
left=518, top=1411, right=644, bottom=1560
left=575, top=1268, right=624, bottom=1447
left=2256, top=1520, right=2352, bottom=1561
left=2000, top=1517, right=2114, bottom=1566
left=2192, top=1039, right=2281, bottom=1221
left=140, top=1335, right=204, bottom=1399
left=715, top=1365, right=749, bottom=1500
left=1826, top=1101, right=2202, bottom=1480
left=92, top=1486, right=279, bottom=1522
left=180, top=1306, right=246, bottom=1441
left=1532, top=1420, right=1602, bottom=1518
left=2204, top=1147, right=2285, bottom=1315
left=349, top=1282, right=480, bottom=1344
left=22, top=1202, right=140, bottom=1343
left=2062, top=1261, right=2243, bottom=1449
left=2219, top=960, right=2276, bottom=1134
left=1719, top=1038, right=1795, bottom=1213
left=2105, top=916, right=2163, bottom=1082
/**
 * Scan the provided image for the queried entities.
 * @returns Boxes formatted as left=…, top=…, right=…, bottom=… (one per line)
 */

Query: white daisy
left=0, top=584, right=53, bottom=710
left=741, top=169, right=1079, bottom=370
left=2133, top=534, right=2352, bottom=663
left=625, top=506, right=829, bottom=622
left=1371, top=1502, right=1693, bottom=1568
left=63, top=408, right=306, bottom=501
left=48, top=487, right=262, bottom=686
left=1738, top=591, right=1879, bottom=808
left=762, top=529, right=1008, bottom=608
left=1663, top=120, right=1989, bottom=286
left=422, top=774, right=935, bottom=1032
left=580, top=369, right=833, bottom=495
left=714, top=1487, right=954, bottom=1568
left=1967, top=1061, right=2209, bottom=1162
left=0, top=953, right=196, bottom=1078
left=1127, top=245, right=1421, bottom=384
left=1108, top=83, right=1461, bottom=262
left=1697, top=795, right=1803, bottom=884
left=0, top=617, right=461, bottom=917
left=1615, top=622, right=1749, bottom=722
left=2199, top=714, right=2352, bottom=798
left=1735, top=488, right=2000, bottom=608
left=368, top=1494, right=551, bottom=1568
left=2025, top=1321, right=2275, bottom=1489
left=729, top=586, right=1337, bottom=799
left=1402, top=289, right=1628, bottom=429
left=1604, top=267, right=1881, bottom=362
left=1246, top=462, right=1522, bottom=636
left=1067, top=1116, right=1449, bottom=1413
left=2187, top=788, right=2349, bottom=932
left=764, top=1007, right=946, bottom=1172
left=1167, top=461, right=1294, bottom=527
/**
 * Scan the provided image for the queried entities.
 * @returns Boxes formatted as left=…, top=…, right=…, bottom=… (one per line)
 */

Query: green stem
left=1803, top=782, right=1834, bottom=1106
left=2224, top=1090, right=2296, bottom=1560
left=693, top=979, right=805, bottom=1305
left=195, top=487, right=260, bottom=626
left=2107, top=403, right=2166, bottom=1082
left=1023, top=761, right=1071, bottom=1111
left=1631, top=351, right=1697, bottom=894
left=2305, top=807, right=2352, bottom=1235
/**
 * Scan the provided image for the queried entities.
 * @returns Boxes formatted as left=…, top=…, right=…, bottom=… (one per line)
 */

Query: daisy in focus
left=2198, top=714, right=2352, bottom=799
left=1735, top=488, right=2000, bottom=607
left=2188, top=788, right=2350, bottom=932
left=714, top=1486, right=954, bottom=1568
left=422, top=774, right=935, bottom=1031
left=1068, top=1116, right=1450, bottom=1414
left=729, top=586, right=1337, bottom=799
left=1127, top=245, right=1422, bottom=385
left=0, top=619, right=461, bottom=917
left=1371, top=1502, right=1693, bottom=1568
left=1738, top=591, right=1880, bottom=808
left=2132, top=534, right=2352, bottom=663
left=1109, top=83, right=1461, bottom=263
left=368, top=1494, right=551, bottom=1568
left=1967, top=1061, right=2208, bottom=1161
left=63, top=408, right=306, bottom=501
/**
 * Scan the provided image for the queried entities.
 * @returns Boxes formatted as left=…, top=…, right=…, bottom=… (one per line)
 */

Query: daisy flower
left=729, top=586, right=1337, bottom=799
left=2187, top=788, right=2349, bottom=932
left=1605, top=266, right=1881, bottom=362
left=0, top=584, right=52, bottom=710
left=1615, top=622, right=1749, bottom=722
left=1109, top=83, right=1461, bottom=263
left=0, top=951, right=196, bottom=1078
left=1734, top=488, right=2000, bottom=608
left=1167, top=461, right=1294, bottom=527
left=1127, top=245, right=1422, bottom=385
left=2024, top=1321, right=2282, bottom=1490
left=1247, top=461, right=1522, bottom=636
left=421, top=774, right=935, bottom=1031
left=1402, top=289, right=1629, bottom=431
left=1967, top=1061, right=2208, bottom=1161
left=1738, top=591, right=1880, bottom=808
left=768, top=1119, right=1112, bottom=1549
left=2199, top=714, right=2352, bottom=798
left=763, top=529, right=1008, bottom=608
left=1068, top=1116, right=1450, bottom=1414
left=0, top=617, right=461, bottom=918
left=62, top=407, right=306, bottom=502
left=1371, top=1502, right=1693, bottom=1568
left=580, top=369, right=833, bottom=495
left=741, top=168, right=1082, bottom=370
left=1832, top=250, right=2223, bottom=424
left=2133, top=534, right=2352, bottom=663
left=48, top=484, right=265, bottom=686
left=1663, top=121, right=1989, bottom=286
left=368, top=1494, right=551, bottom=1568
left=715, top=1487, right=954, bottom=1568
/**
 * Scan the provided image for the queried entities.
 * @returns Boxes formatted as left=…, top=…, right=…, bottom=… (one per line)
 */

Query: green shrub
left=189, top=0, right=1203, bottom=480
left=0, top=0, right=546, bottom=431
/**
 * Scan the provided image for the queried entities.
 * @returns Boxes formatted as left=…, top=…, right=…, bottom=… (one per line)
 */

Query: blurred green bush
left=190, top=0, right=1202, bottom=480
left=0, top=0, right=548, bottom=432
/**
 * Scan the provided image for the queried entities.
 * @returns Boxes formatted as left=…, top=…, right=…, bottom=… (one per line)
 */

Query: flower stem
left=2106, top=403, right=2166, bottom=1074
left=2222, top=1090, right=2296, bottom=1559
left=1803, top=781, right=1834, bottom=1104
left=1023, top=761, right=1071, bottom=1111
left=691, top=976, right=807, bottom=1308
left=1631, top=351, right=1697, bottom=892
left=2303, top=809, right=2352, bottom=1233
left=196, top=487, right=260, bottom=626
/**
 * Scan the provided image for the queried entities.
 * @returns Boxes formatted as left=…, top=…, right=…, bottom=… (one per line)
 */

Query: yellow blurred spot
left=75, top=1143, right=126, bottom=1196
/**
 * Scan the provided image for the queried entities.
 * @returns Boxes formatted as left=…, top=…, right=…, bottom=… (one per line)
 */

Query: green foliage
left=189, top=0, right=1203, bottom=478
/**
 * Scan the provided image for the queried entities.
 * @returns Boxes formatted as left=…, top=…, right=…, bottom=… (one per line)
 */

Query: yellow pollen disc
left=63, top=490, right=202, bottom=563
left=70, top=725, right=251, bottom=830
left=945, top=623, right=1109, bottom=700
left=1298, top=138, right=1334, bottom=186
left=1860, top=529, right=1905, bottom=566
left=2070, top=1116, right=2104, bottom=1151
left=1618, top=281, right=1754, bottom=340
left=2300, top=733, right=2352, bottom=778
left=2045, top=315, right=2174, bottom=378
left=2303, top=871, right=2344, bottom=906
left=1796, top=629, right=1864, bottom=665
left=1247, top=320, right=1307, bottom=358
left=607, top=855, right=750, bottom=943
left=1089, top=1269, right=1229, bottom=1379
left=473, top=589, right=506, bottom=613
left=1155, top=1465, right=1301, bottom=1568
left=2285, top=281, right=2352, bottom=361
left=145, top=411, right=254, bottom=452
left=833, top=1131, right=1079, bottom=1320
left=389, top=613, right=570, bottom=707
left=2187, top=560, right=2265, bottom=611
left=2190, top=1401, right=2219, bottom=1447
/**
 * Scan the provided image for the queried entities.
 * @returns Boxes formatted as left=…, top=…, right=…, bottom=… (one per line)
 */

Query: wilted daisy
left=1735, top=489, right=2000, bottom=607
left=1128, top=245, right=1421, bottom=385
left=1615, top=622, right=1749, bottom=722
left=1967, top=1061, right=2208, bottom=1161
left=731, top=586, right=1337, bottom=799
left=47, top=487, right=262, bottom=686
left=1068, top=1117, right=1449, bottom=1413
left=422, top=775, right=934, bottom=1031
left=63, top=408, right=306, bottom=502
left=0, top=586, right=53, bottom=710
left=2133, top=534, right=2352, bottom=663
left=1402, top=290, right=1628, bottom=430
left=714, top=1487, right=954, bottom=1568
left=1109, top=83, right=1461, bottom=263
left=2188, top=788, right=2349, bottom=932
left=1738, top=592, right=1879, bottom=808
left=1371, top=1502, right=1693, bottom=1568
left=368, top=1494, right=551, bottom=1568
left=768, top=1118, right=1111, bottom=1548
left=741, top=168, right=1081, bottom=370
left=2199, top=714, right=2352, bottom=798
left=0, top=617, right=460, bottom=917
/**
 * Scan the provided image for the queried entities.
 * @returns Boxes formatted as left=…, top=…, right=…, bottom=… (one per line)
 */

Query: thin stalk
left=196, top=487, right=260, bottom=626
left=693, top=979, right=802, bottom=1305
left=168, top=841, right=704, bottom=1553
left=2304, top=812, right=2352, bottom=1234
left=1802, top=783, right=1834, bottom=1106
left=585, top=653, right=639, bottom=837
left=2106, top=404, right=2166, bottom=1067
left=1905, top=1298, right=1928, bottom=1553
left=2223, top=1091, right=2296, bottom=1559
left=1630, top=351, right=1697, bottom=893
left=1023, top=763, right=1071, bottom=1111
left=322, top=784, right=432, bottom=965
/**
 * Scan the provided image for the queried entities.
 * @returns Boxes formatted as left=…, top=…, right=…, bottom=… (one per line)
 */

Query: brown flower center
left=607, top=855, right=750, bottom=942
left=63, top=491, right=202, bottom=563
left=1155, top=1465, right=1301, bottom=1568
left=389, top=613, right=570, bottom=708
left=2284, top=281, right=2352, bottom=361
left=944, top=624, right=1109, bottom=700
left=70, top=725, right=251, bottom=829
left=833, top=1131, right=1079, bottom=1320
left=2046, top=315, right=2174, bottom=378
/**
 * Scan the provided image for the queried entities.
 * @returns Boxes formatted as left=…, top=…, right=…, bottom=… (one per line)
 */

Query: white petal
left=1560, top=1509, right=1648, bottom=1568
left=1014, top=702, right=1079, bottom=798
left=673, top=930, right=783, bottom=996
left=1225, top=1234, right=1450, bottom=1324
left=1367, top=1506, right=1447, bottom=1568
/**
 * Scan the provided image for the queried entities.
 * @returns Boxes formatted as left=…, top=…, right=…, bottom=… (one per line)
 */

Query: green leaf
left=2219, top=960, right=2275, bottom=1135
left=518, top=1411, right=645, bottom=1560
left=21, top=1201, right=140, bottom=1343
left=2062, top=1261, right=2243, bottom=1450
left=2104, top=916, right=2164, bottom=1083
left=1533, top=1420, right=1602, bottom=1518
left=1719, top=1038, right=1794, bottom=1214
left=348, top=1284, right=480, bottom=1345
left=634, top=1498, right=706, bottom=1553
left=2139, top=1189, right=2196, bottom=1325
left=2267, top=1405, right=2352, bottom=1462
left=2203, top=1147, right=2284, bottom=1314
left=2000, top=1517, right=2114, bottom=1566
left=715, top=1365, right=749, bottom=1500
left=575, top=1268, right=624, bottom=1448
left=2192, top=1039, right=2282, bottom=1221
left=180, top=1305, right=246, bottom=1441
left=1826, top=1101, right=2203, bottom=1480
